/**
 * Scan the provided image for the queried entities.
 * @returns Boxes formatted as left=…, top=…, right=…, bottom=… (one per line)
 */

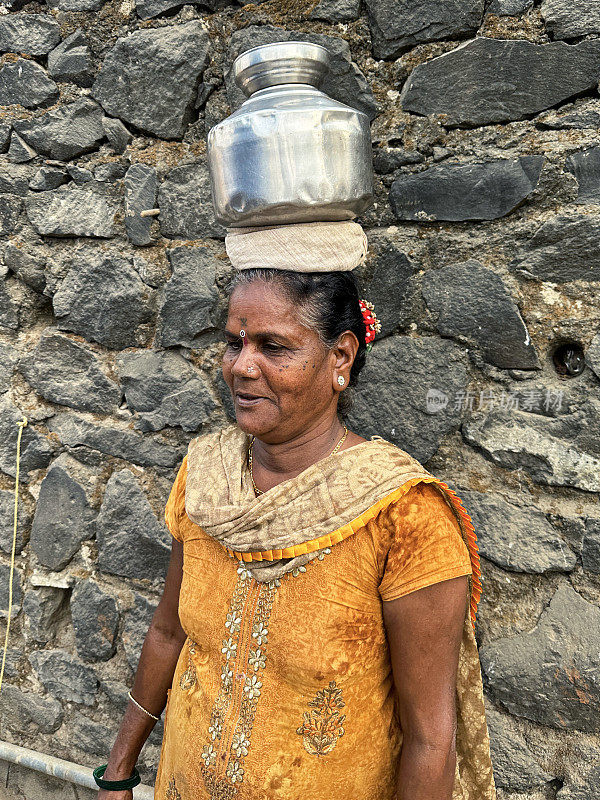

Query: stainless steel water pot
left=207, top=41, right=374, bottom=228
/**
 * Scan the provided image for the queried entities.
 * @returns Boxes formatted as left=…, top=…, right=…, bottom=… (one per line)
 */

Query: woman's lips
left=235, top=393, right=265, bottom=407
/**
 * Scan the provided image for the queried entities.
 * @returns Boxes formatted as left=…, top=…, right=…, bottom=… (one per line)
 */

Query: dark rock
left=3, top=241, right=47, bottom=293
left=0, top=562, right=22, bottom=619
left=0, top=649, right=26, bottom=679
left=94, top=162, right=127, bottom=182
left=47, top=29, right=93, bottom=87
left=536, top=99, right=600, bottom=130
left=7, top=131, right=37, bottom=162
left=365, top=0, right=485, bottom=60
left=122, top=592, right=158, bottom=671
left=30, top=648, right=98, bottom=705
left=0, top=168, right=29, bottom=195
left=125, top=164, right=157, bottom=246
left=485, top=705, right=553, bottom=791
left=390, top=156, right=544, bottom=222
left=0, top=684, right=63, bottom=734
left=565, top=147, right=600, bottom=203
left=216, top=371, right=235, bottom=422
left=47, top=412, right=186, bottom=468
left=157, top=162, right=225, bottom=239
left=0, top=342, right=17, bottom=393
left=582, top=518, right=600, bottom=574
left=457, top=488, right=575, bottom=573
left=0, top=265, right=19, bottom=329
left=24, top=585, right=66, bottom=644
left=585, top=333, right=600, bottom=380
left=400, top=38, right=600, bottom=127
left=69, top=712, right=116, bottom=756
left=557, top=741, right=600, bottom=800
left=5, top=763, right=82, bottom=800
left=227, top=26, right=378, bottom=122
left=373, top=146, right=424, bottom=174
left=422, top=260, right=539, bottom=369
left=0, top=489, right=29, bottom=554
left=361, top=234, right=417, bottom=337
left=102, top=116, right=131, bottom=155
left=52, top=0, right=108, bottom=9
left=157, top=245, right=219, bottom=348
left=96, top=469, right=171, bottom=581
left=0, top=14, right=61, bottom=56
left=347, top=335, right=468, bottom=463
left=13, top=98, right=106, bottom=161
left=26, top=187, right=118, bottom=238
left=0, top=398, right=54, bottom=482
left=19, top=329, right=122, bottom=413
left=29, top=166, right=69, bottom=191
left=510, top=213, right=600, bottom=283
left=30, top=464, right=95, bottom=570
left=52, top=251, right=156, bottom=349
left=487, top=0, right=532, bottom=14
left=71, top=580, right=119, bottom=662
left=116, top=349, right=215, bottom=433
left=463, top=408, right=600, bottom=494
left=0, top=57, right=58, bottom=107
left=0, top=122, right=11, bottom=152
left=67, top=164, right=94, bottom=185
left=135, top=0, right=233, bottom=18
left=0, top=193, right=23, bottom=235
left=92, top=21, right=210, bottom=140
left=308, top=0, right=360, bottom=21
left=541, top=0, right=600, bottom=39
left=480, top=584, right=600, bottom=733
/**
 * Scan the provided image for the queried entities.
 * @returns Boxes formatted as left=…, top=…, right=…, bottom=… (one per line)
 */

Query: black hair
left=228, top=269, right=367, bottom=415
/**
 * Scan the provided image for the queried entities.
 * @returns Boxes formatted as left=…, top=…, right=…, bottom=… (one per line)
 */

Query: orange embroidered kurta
left=154, top=454, right=495, bottom=800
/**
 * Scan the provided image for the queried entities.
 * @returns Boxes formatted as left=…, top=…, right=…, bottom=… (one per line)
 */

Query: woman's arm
left=382, top=574, right=469, bottom=800
left=97, top=537, right=186, bottom=799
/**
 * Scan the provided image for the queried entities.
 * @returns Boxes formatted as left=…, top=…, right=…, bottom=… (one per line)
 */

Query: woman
left=96, top=268, right=496, bottom=800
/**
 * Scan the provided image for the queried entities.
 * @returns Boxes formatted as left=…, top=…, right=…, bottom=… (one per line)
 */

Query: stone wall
left=1, top=0, right=599, bottom=797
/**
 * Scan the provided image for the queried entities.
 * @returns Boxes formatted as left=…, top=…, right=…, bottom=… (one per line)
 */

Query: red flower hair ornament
left=359, top=299, right=381, bottom=352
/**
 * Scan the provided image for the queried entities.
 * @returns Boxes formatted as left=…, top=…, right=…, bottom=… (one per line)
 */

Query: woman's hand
left=97, top=791, right=133, bottom=800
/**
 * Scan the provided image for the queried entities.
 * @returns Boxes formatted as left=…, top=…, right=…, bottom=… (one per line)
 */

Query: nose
left=230, top=342, right=259, bottom=378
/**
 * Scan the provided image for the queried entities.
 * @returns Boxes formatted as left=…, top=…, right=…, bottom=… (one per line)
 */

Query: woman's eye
left=225, top=340, right=242, bottom=351
left=262, top=343, right=284, bottom=354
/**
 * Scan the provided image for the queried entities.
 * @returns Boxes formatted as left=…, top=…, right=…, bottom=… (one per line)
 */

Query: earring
left=337, top=375, right=345, bottom=386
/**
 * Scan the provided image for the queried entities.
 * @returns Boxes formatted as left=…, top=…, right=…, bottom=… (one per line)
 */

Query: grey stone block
left=47, top=29, right=93, bottom=87
left=0, top=562, right=23, bottom=619
left=26, top=187, right=118, bottom=238
left=565, top=146, right=600, bottom=204
left=122, top=592, right=158, bottom=671
left=390, top=156, right=544, bottom=222
left=486, top=705, right=553, bottom=790
left=96, top=469, right=171, bottom=581
left=156, top=245, right=219, bottom=348
left=7, top=131, right=37, bottom=163
left=541, top=0, right=600, bottom=39
left=400, top=38, right=600, bottom=127
left=24, top=585, right=66, bottom=644
left=347, top=335, right=468, bottom=463
left=71, top=580, right=119, bottom=662
left=0, top=14, right=61, bottom=56
left=52, top=251, right=156, bottom=349
left=29, top=648, right=98, bottom=705
left=0, top=488, right=30, bottom=555
left=92, top=22, right=210, bottom=140
left=3, top=241, right=47, bottom=293
left=102, top=116, right=131, bottom=155
left=582, top=518, right=600, bottom=574
left=422, top=260, right=539, bottom=369
left=13, top=98, right=106, bottom=162
left=0, top=193, right=23, bottom=235
left=480, top=584, right=600, bottom=733
left=124, top=164, right=157, bottom=246
left=30, top=464, right=95, bottom=571
left=47, top=412, right=186, bottom=469
left=510, top=213, right=600, bottom=283
left=158, top=162, right=225, bottom=240
left=585, top=333, right=600, bottom=380
left=0, top=398, right=54, bottom=482
left=0, top=684, right=64, bottom=734
left=0, top=58, right=58, bottom=108
left=308, top=0, right=360, bottom=21
left=19, top=329, right=122, bottom=413
left=116, top=349, right=215, bottom=433
left=365, top=0, right=485, bottom=59
left=29, top=166, right=69, bottom=192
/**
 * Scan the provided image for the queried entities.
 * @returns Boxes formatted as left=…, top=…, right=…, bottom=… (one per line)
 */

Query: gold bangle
left=127, top=690, right=160, bottom=722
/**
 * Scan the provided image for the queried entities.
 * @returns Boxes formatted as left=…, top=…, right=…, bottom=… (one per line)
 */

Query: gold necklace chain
left=248, top=425, right=349, bottom=496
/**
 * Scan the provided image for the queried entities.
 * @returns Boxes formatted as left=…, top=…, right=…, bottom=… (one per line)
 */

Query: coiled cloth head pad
left=224, top=220, right=368, bottom=272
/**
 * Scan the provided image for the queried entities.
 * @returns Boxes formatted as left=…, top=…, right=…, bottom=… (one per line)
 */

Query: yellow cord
left=0, top=415, right=27, bottom=695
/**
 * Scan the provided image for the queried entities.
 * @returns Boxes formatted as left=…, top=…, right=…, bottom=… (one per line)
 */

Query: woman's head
left=221, top=269, right=368, bottom=443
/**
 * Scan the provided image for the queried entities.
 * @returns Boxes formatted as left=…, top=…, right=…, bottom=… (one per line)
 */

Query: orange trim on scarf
left=226, top=477, right=482, bottom=630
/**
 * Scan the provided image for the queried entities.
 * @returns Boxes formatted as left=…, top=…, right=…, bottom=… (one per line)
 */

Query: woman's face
left=222, top=280, right=343, bottom=443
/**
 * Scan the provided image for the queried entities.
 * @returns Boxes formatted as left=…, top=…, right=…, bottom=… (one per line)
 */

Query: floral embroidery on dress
left=179, top=637, right=198, bottom=691
left=296, top=680, right=346, bottom=756
left=165, top=776, right=181, bottom=799
left=199, top=566, right=278, bottom=799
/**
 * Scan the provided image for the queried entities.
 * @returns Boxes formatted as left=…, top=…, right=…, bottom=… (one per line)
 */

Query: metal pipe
left=0, top=740, right=154, bottom=799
